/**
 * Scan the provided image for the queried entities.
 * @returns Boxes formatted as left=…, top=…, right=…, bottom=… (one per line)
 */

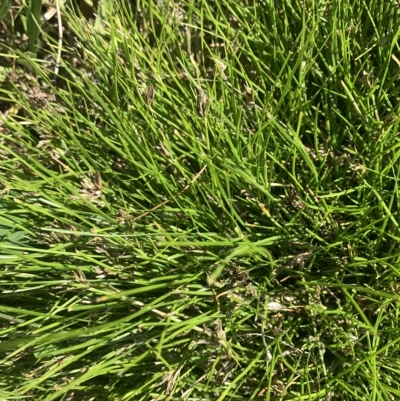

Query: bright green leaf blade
left=26, top=0, right=43, bottom=54
left=0, top=0, right=10, bottom=21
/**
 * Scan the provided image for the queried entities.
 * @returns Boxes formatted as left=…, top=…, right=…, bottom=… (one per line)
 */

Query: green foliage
left=26, top=0, right=43, bottom=54
left=0, top=0, right=10, bottom=22
left=1, top=0, right=400, bottom=400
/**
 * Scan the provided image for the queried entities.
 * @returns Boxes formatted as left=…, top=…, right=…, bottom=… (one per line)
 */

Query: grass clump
left=1, top=0, right=400, bottom=400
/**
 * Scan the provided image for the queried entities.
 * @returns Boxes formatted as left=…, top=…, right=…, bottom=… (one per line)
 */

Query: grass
left=1, top=0, right=400, bottom=399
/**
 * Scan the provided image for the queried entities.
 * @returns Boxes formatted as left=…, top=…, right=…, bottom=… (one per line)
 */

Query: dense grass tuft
left=1, top=0, right=400, bottom=400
